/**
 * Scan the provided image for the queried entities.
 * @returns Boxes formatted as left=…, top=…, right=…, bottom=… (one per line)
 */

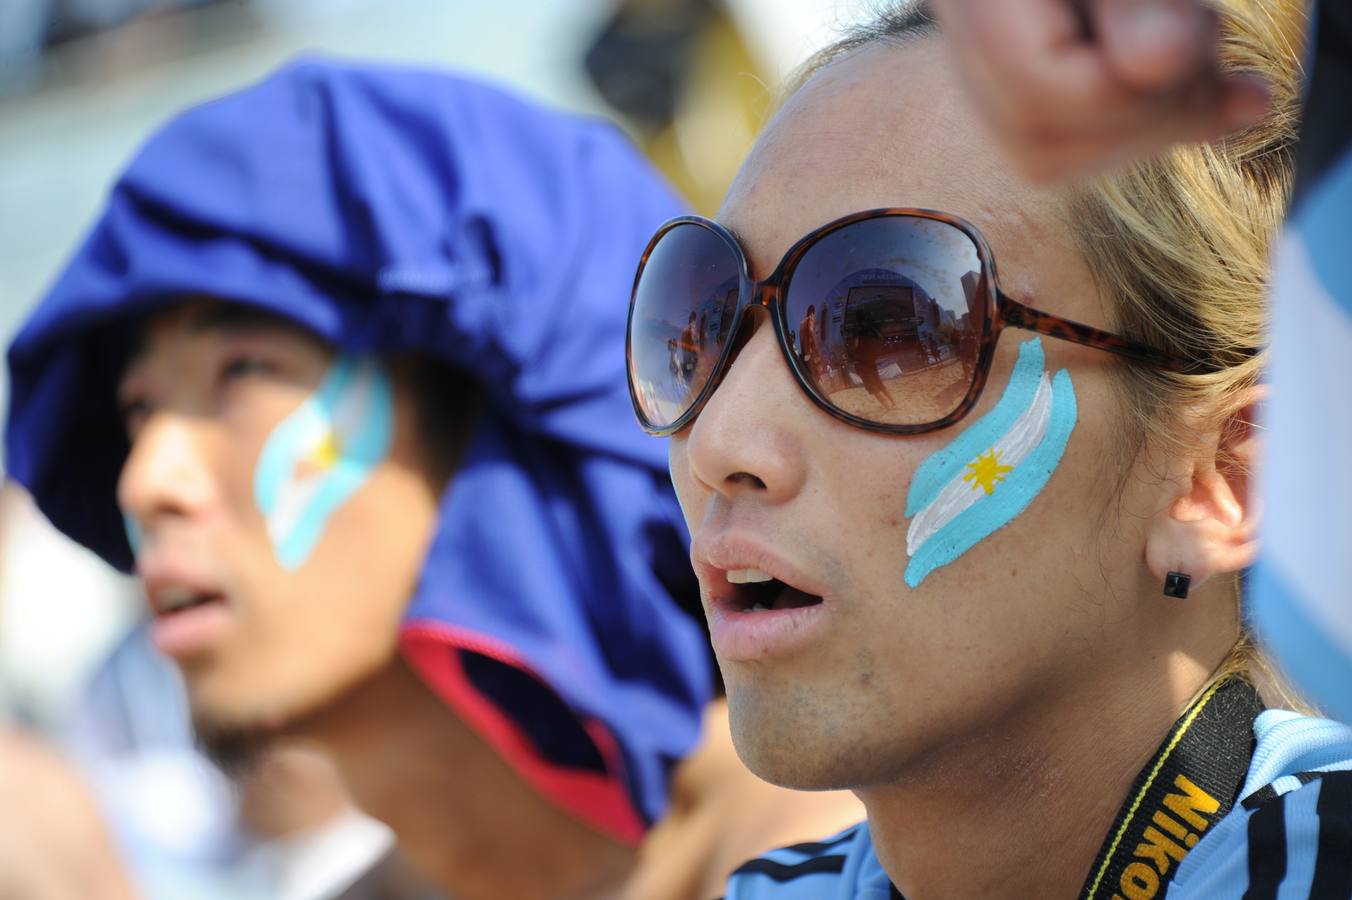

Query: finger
left=1093, top=0, right=1218, bottom=93
left=931, top=0, right=1272, bottom=183
left=1216, top=73, right=1275, bottom=133
left=992, top=75, right=1268, bottom=182
left=931, top=0, right=1117, bottom=105
left=933, top=0, right=1192, bottom=144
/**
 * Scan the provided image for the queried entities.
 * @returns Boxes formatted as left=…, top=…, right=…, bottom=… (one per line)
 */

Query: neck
left=292, top=658, right=635, bottom=900
left=860, top=646, right=1230, bottom=900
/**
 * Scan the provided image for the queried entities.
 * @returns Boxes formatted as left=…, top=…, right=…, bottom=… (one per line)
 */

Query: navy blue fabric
left=5, top=58, right=708, bottom=837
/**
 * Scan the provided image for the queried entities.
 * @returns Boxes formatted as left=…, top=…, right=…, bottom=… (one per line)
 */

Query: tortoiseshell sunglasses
left=626, top=208, right=1203, bottom=436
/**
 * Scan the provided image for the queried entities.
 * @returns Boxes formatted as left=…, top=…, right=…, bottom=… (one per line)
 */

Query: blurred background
left=0, top=1, right=871, bottom=897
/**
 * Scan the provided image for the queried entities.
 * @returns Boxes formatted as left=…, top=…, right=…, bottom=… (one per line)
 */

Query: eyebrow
left=117, top=301, right=298, bottom=385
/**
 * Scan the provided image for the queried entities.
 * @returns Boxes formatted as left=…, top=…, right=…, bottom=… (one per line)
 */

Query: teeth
left=727, top=568, right=774, bottom=584
left=159, top=585, right=204, bottom=613
left=749, top=602, right=770, bottom=611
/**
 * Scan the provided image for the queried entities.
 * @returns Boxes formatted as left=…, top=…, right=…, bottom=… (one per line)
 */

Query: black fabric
left=1241, top=770, right=1322, bottom=811
left=1309, top=772, right=1352, bottom=899
left=1242, top=792, right=1288, bottom=900
left=460, top=650, right=608, bottom=774
left=730, top=854, right=849, bottom=883
left=1291, top=0, right=1352, bottom=214
left=779, top=830, right=859, bottom=857
left=1078, top=678, right=1265, bottom=900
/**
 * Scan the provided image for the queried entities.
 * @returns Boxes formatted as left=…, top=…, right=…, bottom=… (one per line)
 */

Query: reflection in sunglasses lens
left=630, top=223, right=741, bottom=428
left=784, top=217, right=985, bottom=426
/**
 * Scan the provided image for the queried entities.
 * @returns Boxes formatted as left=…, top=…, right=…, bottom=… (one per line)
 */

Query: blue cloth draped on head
left=4, top=57, right=710, bottom=844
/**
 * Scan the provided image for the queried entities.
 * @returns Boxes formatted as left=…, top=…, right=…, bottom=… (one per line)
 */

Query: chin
left=183, top=674, right=305, bottom=776
left=192, top=710, right=279, bottom=776
left=725, top=692, right=858, bottom=791
left=725, top=676, right=920, bottom=792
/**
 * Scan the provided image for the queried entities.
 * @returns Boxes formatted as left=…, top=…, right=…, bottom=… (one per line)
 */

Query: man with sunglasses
left=627, top=6, right=1352, bottom=898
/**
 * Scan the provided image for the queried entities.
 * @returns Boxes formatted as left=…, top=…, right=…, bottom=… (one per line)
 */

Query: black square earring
left=1163, top=572, right=1191, bottom=599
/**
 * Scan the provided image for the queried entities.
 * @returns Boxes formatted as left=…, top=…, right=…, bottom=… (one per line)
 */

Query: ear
left=1144, top=385, right=1264, bottom=593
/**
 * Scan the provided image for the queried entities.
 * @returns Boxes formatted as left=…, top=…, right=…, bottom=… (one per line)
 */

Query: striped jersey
left=720, top=709, right=1352, bottom=899
left=1249, top=2, right=1352, bottom=724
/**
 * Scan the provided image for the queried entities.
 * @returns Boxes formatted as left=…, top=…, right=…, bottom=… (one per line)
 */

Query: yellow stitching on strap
left=1082, top=679, right=1224, bottom=900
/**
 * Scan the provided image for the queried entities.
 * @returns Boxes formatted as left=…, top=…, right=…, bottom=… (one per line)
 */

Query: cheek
left=900, top=338, right=1079, bottom=588
left=252, top=357, right=395, bottom=571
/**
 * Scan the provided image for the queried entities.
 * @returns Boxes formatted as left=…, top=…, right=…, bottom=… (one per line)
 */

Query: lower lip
left=151, top=601, right=232, bottom=658
left=706, top=598, right=830, bottom=663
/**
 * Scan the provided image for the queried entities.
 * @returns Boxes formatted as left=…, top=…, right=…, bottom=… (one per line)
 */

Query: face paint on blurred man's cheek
left=903, top=338, right=1077, bottom=588
left=123, top=512, right=143, bottom=557
left=253, top=356, right=394, bottom=570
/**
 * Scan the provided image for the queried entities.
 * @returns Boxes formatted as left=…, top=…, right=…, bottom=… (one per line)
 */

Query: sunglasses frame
left=626, top=207, right=1200, bottom=437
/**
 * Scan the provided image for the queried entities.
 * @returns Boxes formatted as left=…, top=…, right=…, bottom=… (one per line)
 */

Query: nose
left=116, top=413, right=217, bottom=546
left=681, top=311, right=810, bottom=505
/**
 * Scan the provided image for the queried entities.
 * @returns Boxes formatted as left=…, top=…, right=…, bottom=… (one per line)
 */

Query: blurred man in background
left=6, top=59, right=861, bottom=899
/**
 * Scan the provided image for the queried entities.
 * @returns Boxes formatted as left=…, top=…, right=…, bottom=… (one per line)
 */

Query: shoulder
left=1166, top=711, right=1352, bottom=899
left=721, top=822, right=890, bottom=900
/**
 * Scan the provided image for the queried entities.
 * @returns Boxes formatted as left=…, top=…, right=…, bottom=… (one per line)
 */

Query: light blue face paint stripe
left=273, top=453, right=386, bottom=569
left=254, top=357, right=361, bottom=512
left=273, top=371, right=393, bottom=569
left=253, top=356, right=394, bottom=571
left=123, top=511, right=143, bottom=556
left=905, top=369, right=1076, bottom=588
left=905, top=338, right=1046, bottom=517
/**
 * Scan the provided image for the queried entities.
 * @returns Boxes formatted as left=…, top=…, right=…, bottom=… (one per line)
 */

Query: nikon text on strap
left=1077, top=676, right=1264, bottom=900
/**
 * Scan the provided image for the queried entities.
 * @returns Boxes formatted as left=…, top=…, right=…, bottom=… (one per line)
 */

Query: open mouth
left=145, top=580, right=234, bottom=658
left=155, top=586, right=227, bottom=617
left=726, top=569, right=824, bottom=612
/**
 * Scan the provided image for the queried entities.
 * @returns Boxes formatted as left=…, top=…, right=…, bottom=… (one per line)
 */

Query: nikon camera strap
left=1077, top=676, right=1265, bottom=900
left=886, top=677, right=1263, bottom=900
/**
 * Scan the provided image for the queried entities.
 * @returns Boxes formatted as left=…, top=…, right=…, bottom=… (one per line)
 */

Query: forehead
left=719, top=40, right=1071, bottom=292
left=121, top=300, right=313, bottom=371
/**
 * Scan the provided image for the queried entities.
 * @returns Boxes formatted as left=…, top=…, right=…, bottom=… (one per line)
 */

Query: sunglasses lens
left=784, top=216, right=987, bottom=427
left=629, top=222, right=742, bottom=429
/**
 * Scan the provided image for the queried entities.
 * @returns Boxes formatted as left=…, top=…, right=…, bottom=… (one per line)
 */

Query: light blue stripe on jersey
left=1251, top=139, right=1352, bottom=725
left=1252, top=559, right=1352, bottom=727
left=724, top=823, right=892, bottom=900
left=1298, top=147, right=1352, bottom=316
left=1165, top=713, right=1352, bottom=899
left=1244, top=710, right=1352, bottom=795
left=1164, top=773, right=1326, bottom=899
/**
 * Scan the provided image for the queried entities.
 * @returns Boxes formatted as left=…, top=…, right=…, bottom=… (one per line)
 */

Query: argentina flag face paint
left=254, top=356, right=395, bottom=571
left=904, top=338, right=1077, bottom=588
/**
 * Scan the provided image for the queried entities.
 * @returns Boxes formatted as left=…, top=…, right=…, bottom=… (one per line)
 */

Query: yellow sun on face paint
left=311, top=430, right=342, bottom=470
left=294, top=431, right=341, bottom=480
left=962, top=448, right=1014, bottom=495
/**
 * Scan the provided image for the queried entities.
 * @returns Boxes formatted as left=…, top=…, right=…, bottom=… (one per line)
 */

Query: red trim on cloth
left=399, top=619, right=646, bottom=846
